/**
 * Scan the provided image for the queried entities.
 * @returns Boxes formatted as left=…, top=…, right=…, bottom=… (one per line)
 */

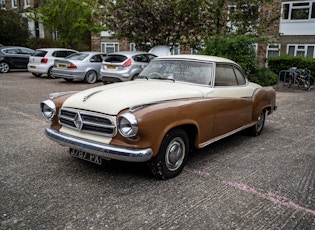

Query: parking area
left=0, top=72, right=314, bottom=229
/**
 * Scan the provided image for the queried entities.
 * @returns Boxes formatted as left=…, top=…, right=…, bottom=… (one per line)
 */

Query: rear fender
left=252, top=87, right=276, bottom=121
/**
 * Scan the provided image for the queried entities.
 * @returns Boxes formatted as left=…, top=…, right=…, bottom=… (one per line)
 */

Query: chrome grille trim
left=59, top=108, right=116, bottom=137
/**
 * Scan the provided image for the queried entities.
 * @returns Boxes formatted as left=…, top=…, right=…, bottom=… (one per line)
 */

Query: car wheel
left=0, top=62, right=10, bottom=73
left=148, top=128, right=189, bottom=179
left=48, top=66, right=54, bottom=78
left=248, top=110, right=266, bottom=136
left=84, top=70, right=97, bottom=84
left=32, top=73, right=42, bottom=77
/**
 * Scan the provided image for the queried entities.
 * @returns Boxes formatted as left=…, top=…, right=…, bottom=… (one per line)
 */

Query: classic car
left=40, top=55, right=277, bottom=179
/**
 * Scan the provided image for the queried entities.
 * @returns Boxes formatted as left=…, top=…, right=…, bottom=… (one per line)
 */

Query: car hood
left=62, top=80, right=212, bottom=115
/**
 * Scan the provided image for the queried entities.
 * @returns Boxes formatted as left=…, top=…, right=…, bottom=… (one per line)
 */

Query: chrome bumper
left=45, top=128, right=153, bottom=162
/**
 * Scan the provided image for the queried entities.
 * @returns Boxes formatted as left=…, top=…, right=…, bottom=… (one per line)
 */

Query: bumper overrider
left=45, top=127, right=153, bottom=162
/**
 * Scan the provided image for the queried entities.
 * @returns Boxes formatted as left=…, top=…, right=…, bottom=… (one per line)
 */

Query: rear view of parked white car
left=28, top=48, right=78, bottom=78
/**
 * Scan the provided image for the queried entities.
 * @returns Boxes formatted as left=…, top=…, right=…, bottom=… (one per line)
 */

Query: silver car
left=51, top=52, right=107, bottom=84
left=100, top=51, right=157, bottom=83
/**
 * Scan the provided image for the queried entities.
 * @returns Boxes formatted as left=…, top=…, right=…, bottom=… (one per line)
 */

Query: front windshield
left=140, top=59, right=213, bottom=85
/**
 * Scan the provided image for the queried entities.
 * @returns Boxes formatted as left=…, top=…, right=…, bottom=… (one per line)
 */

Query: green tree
left=200, top=34, right=258, bottom=74
left=104, top=0, right=214, bottom=51
left=0, top=10, right=31, bottom=46
left=29, top=0, right=106, bottom=50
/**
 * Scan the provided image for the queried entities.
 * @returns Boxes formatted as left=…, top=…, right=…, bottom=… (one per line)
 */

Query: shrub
left=268, top=55, right=315, bottom=75
left=248, top=67, right=278, bottom=86
left=199, top=34, right=258, bottom=75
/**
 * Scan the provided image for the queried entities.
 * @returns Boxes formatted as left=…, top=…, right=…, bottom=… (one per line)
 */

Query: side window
left=133, top=54, right=147, bottom=63
left=90, top=55, right=102, bottom=62
left=147, top=54, right=157, bottom=61
left=19, top=48, right=33, bottom=55
left=234, top=66, right=246, bottom=85
left=215, top=64, right=238, bottom=86
left=6, top=48, right=18, bottom=54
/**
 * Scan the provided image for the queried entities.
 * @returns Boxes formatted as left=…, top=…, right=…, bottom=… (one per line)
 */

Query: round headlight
left=40, top=100, right=56, bottom=121
left=118, top=113, right=138, bottom=137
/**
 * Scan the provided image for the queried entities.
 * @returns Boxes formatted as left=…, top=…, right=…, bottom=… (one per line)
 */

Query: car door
left=17, top=48, right=34, bottom=68
left=89, top=54, right=104, bottom=75
left=210, top=63, right=253, bottom=138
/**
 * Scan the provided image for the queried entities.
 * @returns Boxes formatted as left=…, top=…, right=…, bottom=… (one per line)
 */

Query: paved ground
left=0, top=72, right=314, bottom=229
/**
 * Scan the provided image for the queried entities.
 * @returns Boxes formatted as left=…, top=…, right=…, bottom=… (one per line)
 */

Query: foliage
left=199, top=34, right=258, bottom=75
left=0, top=10, right=31, bottom=46
left=104, top=0, right=215, bottom=51
left=268, top=55, right=315, bottom=75
left=26, top=37, right=64, bottom=50
left=103, top=0, right=279, bottom=51
left=248, top=67, right=278, bottom=86
left=29, top=0, right=106, bottom=50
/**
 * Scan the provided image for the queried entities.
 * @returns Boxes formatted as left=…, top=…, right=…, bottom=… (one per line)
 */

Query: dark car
left=0, top=46, right=34, bottom=73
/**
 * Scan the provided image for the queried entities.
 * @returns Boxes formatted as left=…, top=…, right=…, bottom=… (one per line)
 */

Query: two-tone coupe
left=40, top=55, right=277, bottom=179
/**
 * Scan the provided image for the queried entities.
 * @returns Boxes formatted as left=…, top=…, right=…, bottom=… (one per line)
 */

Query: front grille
left=59, top=108, right=116, bottom=137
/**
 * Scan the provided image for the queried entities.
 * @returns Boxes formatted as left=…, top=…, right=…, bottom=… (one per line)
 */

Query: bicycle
left=288, top=68, right=315, bottom=91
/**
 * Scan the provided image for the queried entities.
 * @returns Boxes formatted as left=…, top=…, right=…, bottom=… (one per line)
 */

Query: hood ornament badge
left=83, top=90, right=103, bottom=102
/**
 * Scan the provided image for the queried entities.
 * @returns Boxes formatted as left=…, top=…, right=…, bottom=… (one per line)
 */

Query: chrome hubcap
left=165, top=137, right=185, bottom=171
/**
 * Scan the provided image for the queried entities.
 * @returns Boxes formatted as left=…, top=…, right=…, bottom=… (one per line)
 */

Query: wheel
left=148, top=128, right=189, bottom=179
left=32, top=73, right=42, bottom=77
left=84, top=70, right=97, bottom=84
left=48, top=66, right=54, bottom=78
left=0, top=62, right=10, bottom=73
left=247, top=110, right=266, bottom=136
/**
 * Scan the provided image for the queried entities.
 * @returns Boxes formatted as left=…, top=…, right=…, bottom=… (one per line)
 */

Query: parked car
left=0, top=46, right=34, bottom=73
left=40, top=55, right=277, bottom=179
left=51, top=52, right=107, bottom=84
left=27, top=48, right=78, bottom=78
left=100, top=51, right=157, bottom=83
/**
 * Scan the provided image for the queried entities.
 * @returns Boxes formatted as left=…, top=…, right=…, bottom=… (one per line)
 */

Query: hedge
left=268, top=55, right=315, bottom=75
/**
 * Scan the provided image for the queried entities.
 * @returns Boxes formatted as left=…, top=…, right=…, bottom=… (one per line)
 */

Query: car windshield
left=66, top=53, right=89, bottom=60
left=140, top=59, right=214, bottom=85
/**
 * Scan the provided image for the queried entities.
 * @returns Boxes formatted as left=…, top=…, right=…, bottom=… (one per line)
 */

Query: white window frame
left=266, top=44, right=281, bottom=59
left=287, top=44, right=315, bottom=58
left=24, top=0, right=30, bottom=8
left=1, top=0, right=5, bottom=9
left=101, top=42, right=119, bottom=54
left=282, top=0, right=315, bottom=21
left=169, top=44, right=180, bottom=55
left=11, top=0, right=17, bottom=8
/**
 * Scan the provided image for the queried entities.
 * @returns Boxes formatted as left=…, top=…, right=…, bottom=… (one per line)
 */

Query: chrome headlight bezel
left=40, top=99, right=56, bottom=121
left=118, top=112, right=138, bottom=138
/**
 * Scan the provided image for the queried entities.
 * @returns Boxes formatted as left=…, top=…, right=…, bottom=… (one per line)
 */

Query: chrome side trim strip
left=45, top=128, right=153, bottom=162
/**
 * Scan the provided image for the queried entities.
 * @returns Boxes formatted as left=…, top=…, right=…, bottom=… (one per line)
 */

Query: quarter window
left=215, top=64, right=238, bottom=86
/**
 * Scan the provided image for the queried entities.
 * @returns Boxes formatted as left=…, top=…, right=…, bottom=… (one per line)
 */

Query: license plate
left=106, top=65, right=117, bottom=70
left=30, top=66, right=36, bottom=69
left=69, top=148, right=102, bottom=165
left=58, top=64, right=67, bottom=68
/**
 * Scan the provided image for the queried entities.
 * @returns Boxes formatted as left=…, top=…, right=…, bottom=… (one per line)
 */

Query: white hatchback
left=27, top=48, right=78, bottom=78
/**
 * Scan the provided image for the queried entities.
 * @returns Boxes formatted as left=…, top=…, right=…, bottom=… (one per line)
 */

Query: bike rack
left=277, top=70, right=297, bottom=89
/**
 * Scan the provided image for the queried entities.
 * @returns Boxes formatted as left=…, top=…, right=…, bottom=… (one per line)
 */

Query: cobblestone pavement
left=0, top=72, right=314, bottom=229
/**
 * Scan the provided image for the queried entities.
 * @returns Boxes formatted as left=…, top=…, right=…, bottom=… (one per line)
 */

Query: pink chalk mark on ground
left=225, top=180, right=315, bottom=216
left=192, top=170, right=315, bottom=216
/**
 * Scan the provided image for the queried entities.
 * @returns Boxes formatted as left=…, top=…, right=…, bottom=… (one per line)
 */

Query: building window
left=282, top=1, right=315, bottom=20
left=1, top=0, right=5, bottom=9
left=101, top=42, right=119, bottom=54
left=170, top=44, right=180, bottom=55
left=287, top=44, right=315, bottom=58
left=11, top=0, right=17, bottom=8
left=130, top=43, right=136, bottom=51
left=267, top=44, right=280, bottom=58
left=24, top=0, right=30, bottom=7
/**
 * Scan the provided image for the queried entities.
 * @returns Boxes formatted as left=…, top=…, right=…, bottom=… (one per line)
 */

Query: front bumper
left=45, top=127, right=153, bottom=162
